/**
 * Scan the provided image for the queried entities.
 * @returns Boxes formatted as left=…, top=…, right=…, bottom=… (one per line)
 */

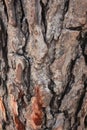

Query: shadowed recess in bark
left=1, top=0, right=87, bottom=130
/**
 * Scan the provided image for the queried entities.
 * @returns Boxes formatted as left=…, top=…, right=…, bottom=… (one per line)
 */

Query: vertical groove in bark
left=0, top=0, right=87, bottom=130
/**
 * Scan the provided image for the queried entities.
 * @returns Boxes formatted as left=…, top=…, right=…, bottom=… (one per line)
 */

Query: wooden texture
left=0, top=0, right=87, bottom=129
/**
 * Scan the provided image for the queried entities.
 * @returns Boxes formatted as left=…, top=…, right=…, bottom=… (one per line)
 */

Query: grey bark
left=0, top=0, right=87, bottom=130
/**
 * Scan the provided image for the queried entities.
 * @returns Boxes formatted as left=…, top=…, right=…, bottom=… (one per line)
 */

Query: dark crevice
left=40, top=0, right=47, bottom=43
left=42, top=108, right=48, bottom=130
left=16, top=52, right=30, bottom=62
left=63, top=110, right=69, bottom=118
left=42, top=106, right=54, bottom=130
left=2, top=120, right=6, bottom=130
left=22, top=19, right=29, bottom=53
left=48, top=79, right=57, bottom=116
left=40, top=0, right=47, bottom=33
left=64, top=74, right=75, bottom=94
left=2, top=33, right=8, bottom=73
left=73, top=78, right=87, bottom=130
left=23, top=59, right=31, bottom=102
left=48, top=79, right=56, bottom=95
left=58, top=54, right=80, bottom=109
left=84, top=115, right=87, bottom=128
left=2, top=0, right=8, bottom=20
left=15, top=0, right=29, bottom=54
left=46, top=85, right=62, bottom=130
left=0, top=17, right=9, bottom=76
left=19, top=0, right=25, bottom=26
left=19, top=0, right=29, bottom=53
left=0, top=17, right=9, bottom=129
left=0, top=16, right=8, bottom=76
left=66, top=26, right=82, bottom=31
left=50, top=95, right=57, bottom=116
left=64, top=0, right=70, bottom=14
left=79, top=32, right=87, bottom=64
left=14, top=0, right=18, bottom=26
left=48, top=80, right=58, bottom=130
left=46, top=0, right=50, bottom=7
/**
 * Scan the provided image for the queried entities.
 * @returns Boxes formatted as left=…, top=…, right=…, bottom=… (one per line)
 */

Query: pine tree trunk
left=0, top=0, right=87, bottom=130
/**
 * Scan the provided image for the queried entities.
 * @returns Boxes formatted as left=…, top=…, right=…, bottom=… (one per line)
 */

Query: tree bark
left=0, top=0, right=87, bottom=130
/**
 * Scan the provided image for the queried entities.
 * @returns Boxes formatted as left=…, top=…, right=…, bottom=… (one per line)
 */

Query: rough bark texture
left=0, top=0, right=87, bottom=130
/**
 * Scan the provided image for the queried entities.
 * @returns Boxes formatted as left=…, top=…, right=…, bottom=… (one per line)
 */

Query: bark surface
left=0, top=0, right=87, bottom=130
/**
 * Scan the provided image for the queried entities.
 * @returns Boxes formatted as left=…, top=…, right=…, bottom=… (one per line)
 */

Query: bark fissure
left=73, top=78, right=87, bottom=130
left=2, top=0, right=8, bottom=20
left=0, top=13, right=9, bottom=130
left=1, top=0, right=87, bottom=130
left=66, top=26, right=82, bottom=31
left=40, top=0, right=47, bottom=39
left=79, top=32, right=87, bottom=64
left=58, top=53, right=80, bottom=109
left=64, top=0, right=70, bottom=14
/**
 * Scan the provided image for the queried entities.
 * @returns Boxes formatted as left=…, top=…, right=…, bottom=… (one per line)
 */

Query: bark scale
left=0, top=0, right=87, bottom=130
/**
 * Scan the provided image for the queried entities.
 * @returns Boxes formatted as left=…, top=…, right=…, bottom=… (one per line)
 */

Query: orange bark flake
left=10, top=94, right=18, bottom=116
left=18, top=89, right=24, bottom=99
left=13, top=115, right=25, bottom=130
left=30, top=86, right=44, bottom=129
left=10, top=94, right=25, bottom=130
left=0, top=97, right=6, bottom=121
left=15, top=63, right=23, bottom=84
